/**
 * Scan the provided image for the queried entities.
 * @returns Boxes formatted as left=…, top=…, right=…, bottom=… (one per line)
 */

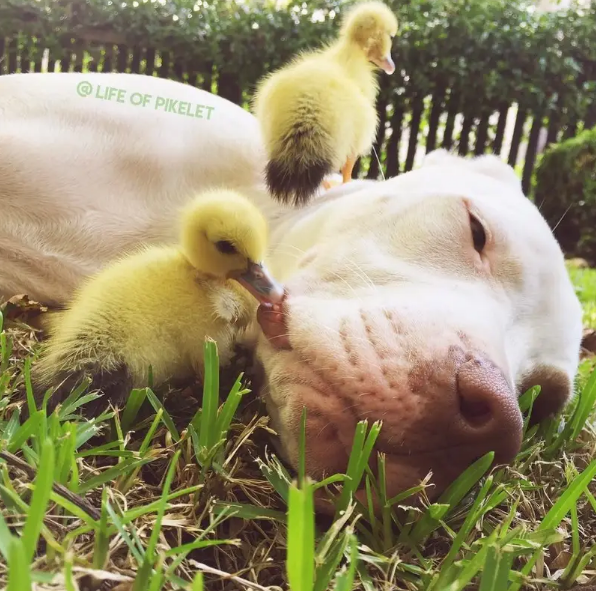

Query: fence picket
left=426, top=88, right=445, bottom=154
left=200, top=62, right=214, bottom=91
left=102, top=45, right=114, bottom=72
left=144, top=47, right=156, bottom=76
left=522, top=110, right=544, bottom=194
left=457, top=113, right=475, bottom=156
left=0, top=38, right=5, bottom=75
left=0, top=28, right=593, bottom=189
left=73, top=41, right=84, bottom=73
left=474, top=114, right=490, bottom=156
left=405, top=97, right=424, bottom=171
left=492, top=104, right=509, bottom=155
left=367, top=86, right=389, bottom=179
left=116, top=44, right=129, bottom=72
left=20, top=36, right=31, bottom=73
left=158, top=50, right=171, bottom=79
left=441, top=91, right=459, bottom=150
left=130, top=47, right=142, bottom=74
left=7, top=36, right=18, bottom=74
left=60, top=39, right=73, bottom=73
left=508, top=106, right=527, bottom=168
left=385, top=103, right=404, bottom=177
left=33, top=40, right=43, bottom=73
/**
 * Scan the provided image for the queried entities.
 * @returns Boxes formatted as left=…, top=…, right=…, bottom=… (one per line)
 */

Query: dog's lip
left=374, top=438, right=505, bottom=460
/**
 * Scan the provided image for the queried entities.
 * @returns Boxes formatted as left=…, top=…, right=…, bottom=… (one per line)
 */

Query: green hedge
left=1, top=0, right=596, bottom=120
left=534, top=127, right=596, bottom=263
left=3, top=0, right=596, bottom=199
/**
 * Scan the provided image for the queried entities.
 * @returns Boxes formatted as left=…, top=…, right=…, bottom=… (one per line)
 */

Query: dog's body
left=0, top=72, right=583, bottom=500
left=0, top=72, right=290, bottom=305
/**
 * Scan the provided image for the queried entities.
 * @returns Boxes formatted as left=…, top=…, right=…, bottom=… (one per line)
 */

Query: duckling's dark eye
left=215, top=240, right=238, bottom=255
left=469, top=213, right=486, bottom=253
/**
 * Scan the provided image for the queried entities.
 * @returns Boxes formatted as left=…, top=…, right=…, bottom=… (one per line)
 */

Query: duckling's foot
left=321, top=174, right=342, bottom=191
left=341, top=156, right=356, bottom=184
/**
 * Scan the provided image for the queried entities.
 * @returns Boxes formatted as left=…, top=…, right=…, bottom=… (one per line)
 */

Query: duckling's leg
left=341, top=156, right=357, bottom=183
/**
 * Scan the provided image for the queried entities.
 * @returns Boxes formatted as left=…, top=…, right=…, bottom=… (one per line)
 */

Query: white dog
left=0, top=72, right=288, bottom=305
left=0, top=73, right=583, bottom=502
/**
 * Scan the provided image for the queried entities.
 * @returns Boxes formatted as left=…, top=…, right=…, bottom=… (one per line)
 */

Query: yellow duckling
left=252, top=0, right=398, bottom=206
left=29, top=189, right=284, bottom=417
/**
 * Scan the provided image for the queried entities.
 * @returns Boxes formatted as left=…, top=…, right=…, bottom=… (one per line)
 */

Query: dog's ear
left=422, top=148, right=460, bottom=168
left=466, top=154, right=522, bottom=191
left=423, top=150, right=522, bottom=192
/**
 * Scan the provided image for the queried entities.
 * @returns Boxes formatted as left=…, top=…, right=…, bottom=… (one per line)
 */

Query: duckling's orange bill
left=232, top=262, right=285, bottom=305
left=373, top=54, right=395, bottom=75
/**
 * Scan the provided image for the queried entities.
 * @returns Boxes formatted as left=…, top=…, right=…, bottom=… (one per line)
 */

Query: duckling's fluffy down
left=256, top=58, right=379, bottom=184
left=253, top=1, right=397, bottom=206
left=31, top=245, right=256, bottom=414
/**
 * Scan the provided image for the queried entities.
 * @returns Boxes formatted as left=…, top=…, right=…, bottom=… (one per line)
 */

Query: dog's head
left=253, top=151, right=583, bottom=503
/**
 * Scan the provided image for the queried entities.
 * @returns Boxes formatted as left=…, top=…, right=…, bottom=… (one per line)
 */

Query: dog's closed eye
left=469, top=213, right=487, bottom=253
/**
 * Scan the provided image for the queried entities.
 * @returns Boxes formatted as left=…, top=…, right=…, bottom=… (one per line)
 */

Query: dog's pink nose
left=455, top=356, right=523, bottom=464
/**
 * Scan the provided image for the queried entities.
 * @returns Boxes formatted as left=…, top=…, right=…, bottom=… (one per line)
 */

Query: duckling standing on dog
left=30, top=189, right=284, bottom=417
left=253, top=0, right=398, bottom=206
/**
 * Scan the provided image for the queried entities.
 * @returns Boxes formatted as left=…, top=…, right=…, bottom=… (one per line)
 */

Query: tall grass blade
left=569, top=368, right=596, bottom=440
left=335, top=420, right=382, bottom=516
left=22, top=437, right=55, bottom=564
left=333, top=533, right=359, bottom=591
left=7, top=411, right=42, bottom=453
left=287, top=479, right=315, bottom=591
left=411, top=452, right=494, bottom=543
left=197, top=339, right=219, bottom=451
left=213, top=374, right=249, bottom=442
left=145, top=387, right=180, bottom=442
left=0, top=511, right=13, bottom=560
left=298, top=406, right=307, bottom=487
left=509, top=459, right=596, bottom=591
left=121, top=387, right=148, bottom=433
left=478, top=544, right=514, bottom=591
left=93, top=488, right=110, bottom=570
left=8, top=537, right=32, bottom=591
left=191, top=572, right=204, bottom=591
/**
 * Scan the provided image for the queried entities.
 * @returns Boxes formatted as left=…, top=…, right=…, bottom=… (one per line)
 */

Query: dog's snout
left=259, top=304, right=527, bottom=504
left=456, top=356, right=524, bottom=464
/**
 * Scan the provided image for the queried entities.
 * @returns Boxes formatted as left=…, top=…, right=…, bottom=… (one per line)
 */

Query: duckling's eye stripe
left=215, top=240, right=238, bottom=255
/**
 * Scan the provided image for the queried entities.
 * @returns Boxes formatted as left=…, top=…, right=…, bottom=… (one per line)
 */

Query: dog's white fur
left=254, top=149, right=583, bottom=498
left=0, top=73, right=583, bottom=499
left=0, top=72, right=292, bottom=304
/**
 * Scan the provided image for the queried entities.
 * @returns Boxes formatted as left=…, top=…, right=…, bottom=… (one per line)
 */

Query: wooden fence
left=1, top=30, right=594, bottom=195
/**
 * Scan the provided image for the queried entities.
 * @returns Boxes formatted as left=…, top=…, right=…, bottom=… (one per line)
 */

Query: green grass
left=568, top=265, right=596, bottom=330
left=0, top=269, right=595, bottom=591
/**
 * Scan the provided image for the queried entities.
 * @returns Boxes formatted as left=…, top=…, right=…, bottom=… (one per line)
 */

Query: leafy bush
left=534, top=126, right=596, bottom=263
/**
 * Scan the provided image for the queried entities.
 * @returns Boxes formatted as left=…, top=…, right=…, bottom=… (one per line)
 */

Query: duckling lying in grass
left=29, top=189, right=284, bottom=418
left=253, top=0, right=398, bottom=206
